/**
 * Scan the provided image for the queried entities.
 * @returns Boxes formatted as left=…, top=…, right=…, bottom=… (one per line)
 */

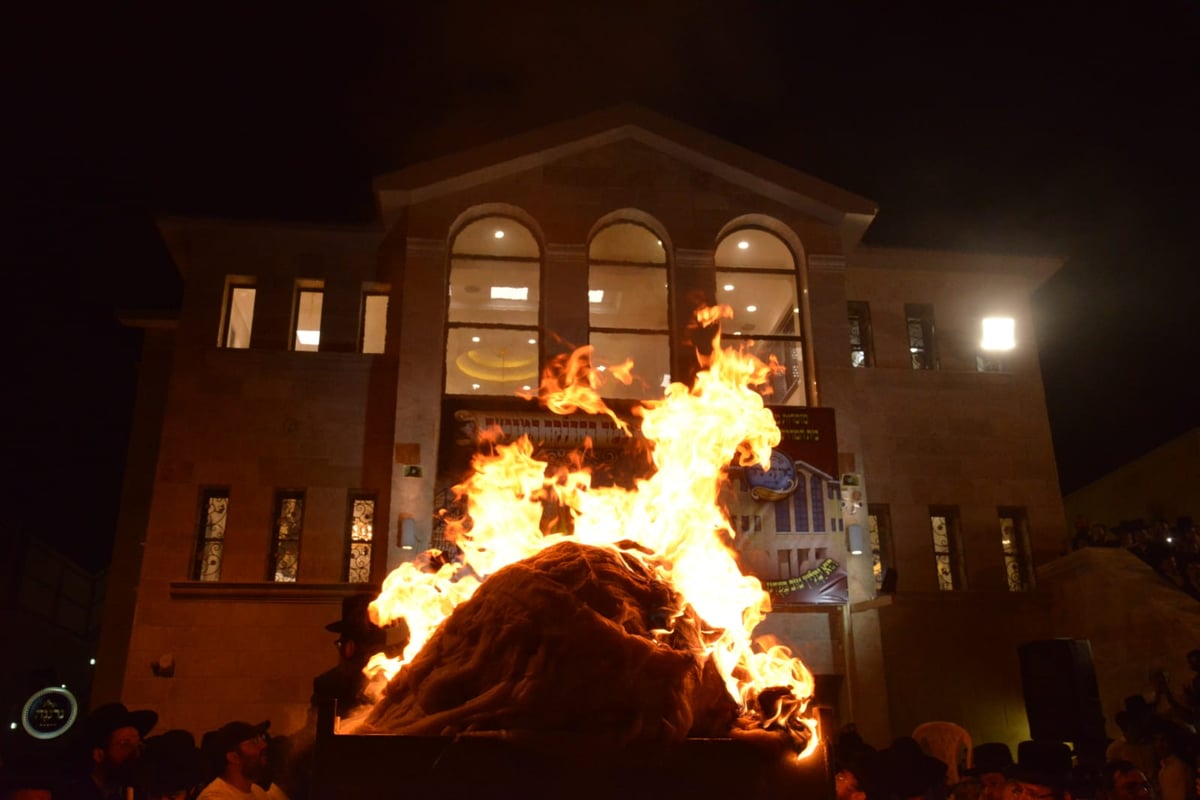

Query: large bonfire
left=354, top=307, right=819, bottom=758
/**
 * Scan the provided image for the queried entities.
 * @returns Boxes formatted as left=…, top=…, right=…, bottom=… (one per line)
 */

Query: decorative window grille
left=999, top=507, right=1032, bottom=592
left=867, top=504, right=894, bottom=595
left=269, top=491, right=305, bottom=582
left=905, top=303, right=938, bottom=370
left=847, top=301, right=874, bottom=367
left=193, top=489, right=229, bottom=581
left=346, top=493, right=376, bottom=583
left=929, top=507, right=962, bottom=591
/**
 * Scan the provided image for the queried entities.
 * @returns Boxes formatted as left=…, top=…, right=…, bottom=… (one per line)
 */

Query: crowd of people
left=832, top=651, right=1200, bottom=800
left=1072, top=516, right=1200, bottom=598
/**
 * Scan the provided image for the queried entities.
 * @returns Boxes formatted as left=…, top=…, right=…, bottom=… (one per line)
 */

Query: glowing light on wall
left=981, top=317, right=1016, bottom=351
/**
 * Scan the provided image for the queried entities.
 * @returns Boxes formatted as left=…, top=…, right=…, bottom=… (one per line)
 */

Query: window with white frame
left=714, top=229, right=806, bottom=405
left=588, top=222, right=669, bottom=399
left=446, top=216, right=540, bottom=395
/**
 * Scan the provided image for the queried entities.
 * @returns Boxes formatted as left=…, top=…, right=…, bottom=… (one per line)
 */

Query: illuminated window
left=293, top=285, right=324, bottom=352
left=847, top=301, right=874, bottom=367
left=977, top=316, right=1015, bottom=372
left=345, top=493, right=376, bottom=583
left=867, top=504, right=894, bottom=595
left=589, top=221, right=669, bottom=400
left=999, top=507, right=1032, bottom=592
left=929, top=506, right=962, bottom=590
left=269, top=491, right=305, bottom=582
left=220, top=279, right=256, bottom=349
left=906, top=304, right=938, bottom=370
left=446, top=216, right=540, bottom=395
left=715, top=228, right=806, bottom=405
left=360, top=291, right=388, bottom=354
left=192, top=489, right=229, bottom=582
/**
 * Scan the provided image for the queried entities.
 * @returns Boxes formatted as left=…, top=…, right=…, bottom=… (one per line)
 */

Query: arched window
left=588, top=221, right=669, bottom=400
left=714, top=228, right=806, bottom=405
left=445, top=216, right=541, bottom=396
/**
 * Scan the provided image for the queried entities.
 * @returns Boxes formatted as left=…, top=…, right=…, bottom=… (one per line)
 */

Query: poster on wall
left=726, top=406, right=848, bottom=606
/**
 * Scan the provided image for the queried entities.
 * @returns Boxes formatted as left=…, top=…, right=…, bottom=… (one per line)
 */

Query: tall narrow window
left=715, top=229, right=806, bottom=404
left=345, top=493, right=376, bottom=583
left=293, top=285, right=324, bottom=352
left=777, top=549, right=794, bottom=579
left=446, top=216, right=540, bottom=395
left=847, top=301, right=874, bottom=367
left=220, top=280, right=256, bottom=349
left=999, top=507, right=1032, bottom=591
left=588, top=221, right=669, bottom=399
left=269, top=491, right=305, bottom=582
left=360, top=291, right=389, bottom=354
left=810, top=475, right=826, bottom=532
left=906, top=303, right=938, bottom=370
left=929, top=506, right=962, bottom=590
left=867, top=504, right=894, bottom=595
left=193, top=489, right=229, bottom=581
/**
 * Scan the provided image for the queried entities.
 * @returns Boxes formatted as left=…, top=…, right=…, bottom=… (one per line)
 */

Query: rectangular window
left=847, top=301, right=874, bottom=367
left=929, top=506, right=962, bottom=590
left=796, top=548, right=811, bottom=566
left=905, top=303, right=938, bottom=370
left=360, top=292, right=389, bottom=354
left=867, top=504, right=894, bottom=595
left=999, top=507, right=1033, bottom=591
left=777, top=549, right=794, bottom=579
left=269, top=491, right=305, bottom=582
left=345, top=493, right=376, bottom=583
left=293, top=286, right=324, bottom=352
left=220, top=280, right=256, bottom=349
left=193, top=489, right=229, bottom=581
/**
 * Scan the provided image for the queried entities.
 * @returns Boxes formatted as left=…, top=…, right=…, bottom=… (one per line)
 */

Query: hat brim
left=112, top=709, right=158, bottom=739
left=1005, top=765, right=1073, bottom=790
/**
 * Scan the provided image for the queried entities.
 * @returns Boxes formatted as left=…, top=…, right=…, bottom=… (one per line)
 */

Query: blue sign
left=21, top=687, right=78, bottom=740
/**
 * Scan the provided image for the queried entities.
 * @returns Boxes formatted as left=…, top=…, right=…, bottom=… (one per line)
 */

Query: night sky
left=12, top=2, right=1198, bottom=571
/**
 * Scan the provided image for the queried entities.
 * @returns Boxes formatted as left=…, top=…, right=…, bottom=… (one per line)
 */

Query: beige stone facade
left=101, top=107, right=1069, bottom=745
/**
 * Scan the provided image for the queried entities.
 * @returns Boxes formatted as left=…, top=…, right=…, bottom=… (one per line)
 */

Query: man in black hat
left=197, top=721, right=286, bottom=800
left=967, top=743, right=1016, bottom=800
left=57, top=702, right=158, bottom=800
left=310, top=595, right=388, bottom=719
left=138, top=729, right=208, bottom=800
left=1007, top=741, right=1075, bottom=800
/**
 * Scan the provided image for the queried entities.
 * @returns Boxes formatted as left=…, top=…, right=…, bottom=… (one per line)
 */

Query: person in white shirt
left=197, top=721, right=288, bottom=800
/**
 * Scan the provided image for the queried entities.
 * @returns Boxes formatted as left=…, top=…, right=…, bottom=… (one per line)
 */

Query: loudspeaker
left=1018, top=639, right=1107, bottom=742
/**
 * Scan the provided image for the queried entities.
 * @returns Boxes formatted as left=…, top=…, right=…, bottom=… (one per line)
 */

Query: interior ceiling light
left=723, top=284, right=735, bottom=291
left=981, top=317, right=1016, bottom=351
left=737, top=240, right=750, bottom=250
left=471, top=336, right=481, bottom=343
left=746, top=305, right=757, bottom=312
left=493, top=230, right=505, bottom=239
left=296, top=330, right=320, bottom=346
left=588, top=289, right=605, bottom=303
left=527, top=338, right=536, bottom=345
left=491, top=286, right=528, bottom=300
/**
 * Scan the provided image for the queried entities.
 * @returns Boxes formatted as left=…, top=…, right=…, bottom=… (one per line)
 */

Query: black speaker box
left=1018, top=638, right=1107, bottom=742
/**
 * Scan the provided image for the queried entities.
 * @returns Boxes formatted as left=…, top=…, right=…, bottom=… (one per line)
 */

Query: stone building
left=97, top=106, right=1067, bottom=745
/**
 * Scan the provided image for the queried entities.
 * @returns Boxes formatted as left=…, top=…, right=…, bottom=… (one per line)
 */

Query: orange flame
left=366, top=306, right=818, bottom=754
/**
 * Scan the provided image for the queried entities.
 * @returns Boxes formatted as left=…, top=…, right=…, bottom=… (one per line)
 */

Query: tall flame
left=366, top=306, right=818, bottom=757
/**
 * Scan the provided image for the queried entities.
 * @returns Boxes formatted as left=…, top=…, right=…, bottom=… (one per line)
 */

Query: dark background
left=11, top=1, right=1198, bottom=571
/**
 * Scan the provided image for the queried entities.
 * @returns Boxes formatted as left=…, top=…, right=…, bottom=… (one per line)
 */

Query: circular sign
left=21, top=687, right=79, bottom=740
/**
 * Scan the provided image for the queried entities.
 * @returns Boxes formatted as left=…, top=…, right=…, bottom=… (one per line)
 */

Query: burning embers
left=358, top=307, right=818, bottom=758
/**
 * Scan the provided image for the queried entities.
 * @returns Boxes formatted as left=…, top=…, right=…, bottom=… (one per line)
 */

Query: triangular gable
left=373, top=105, right=877, bottom=232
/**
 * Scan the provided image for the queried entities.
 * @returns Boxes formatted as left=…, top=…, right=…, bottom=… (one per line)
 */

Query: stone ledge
left=169, top=582, right=380, bottom=602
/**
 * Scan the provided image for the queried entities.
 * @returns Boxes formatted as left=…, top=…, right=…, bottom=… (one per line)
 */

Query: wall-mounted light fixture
left=847, top=524, right=866, bottom=556
left=400, top=518, right=416, bottom=550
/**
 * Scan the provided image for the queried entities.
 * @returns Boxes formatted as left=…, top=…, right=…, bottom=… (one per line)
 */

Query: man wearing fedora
left=1007, top=741, right=1076, bottom=800
left=57, top=702, right=158, bottom=800
left=197, top=721, right=286, bottom=800
left=967, top=743, right=1016, bottom=800
left=310, top=595, right=388, bottom=719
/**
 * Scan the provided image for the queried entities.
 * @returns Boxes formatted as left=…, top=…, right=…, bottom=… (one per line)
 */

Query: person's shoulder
left=250, top=783, right=289, bottom=800
left=197, top=777, right=243, bottom=800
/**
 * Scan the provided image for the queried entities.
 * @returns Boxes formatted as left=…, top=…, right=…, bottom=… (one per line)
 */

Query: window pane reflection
left=589, top=332, right=671, bottom=400
left=446, top=327, right=540, bottom=395
left=589, top=265, right=668, bottom=330
left=717, top=272, right=799, bottom=336
left=449, top=260, right=539, bottom=325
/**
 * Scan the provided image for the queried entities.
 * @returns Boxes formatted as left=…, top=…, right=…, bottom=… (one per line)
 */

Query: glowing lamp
left=981, top=317, right=1015, bottom=351
left=400, top=518, right=416, bottom=550
left=295, top=330, right=320, bottom=346
left=490, top=286, right=528, bottom=300
left=847, top=524, right=866, bottom=556
left=588, top=289, right=605, bottom=303
left=737, top=241, right=749, bottom=250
